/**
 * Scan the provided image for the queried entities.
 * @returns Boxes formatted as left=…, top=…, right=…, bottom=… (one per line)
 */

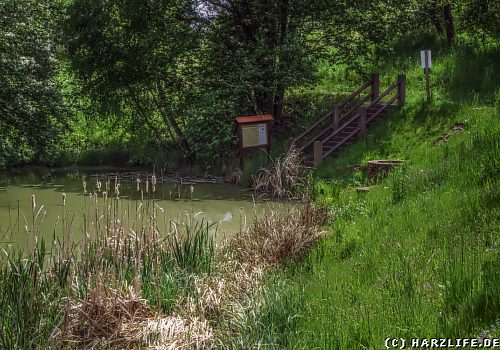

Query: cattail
left=239, top=206, right=243, bottom=235
left=190, top=185, right=194, bottom=199
left=151, top=175, right=156, bottom=193
left=62, top=193, right=66, bottom=206
left=106, top=178, right=110, bottom=192
left=103, top=191, right=108, bottom=201
left=31, top=194, right=36, bottom=210
left=96, top=178, right=102, bottom=192
left=136, top=178, right=141, bottom=191
left=146, top=178, right=149, bottom=194
left=141, top=190, right=144, bottom=201
left=83, top=180, right=87, bottom=194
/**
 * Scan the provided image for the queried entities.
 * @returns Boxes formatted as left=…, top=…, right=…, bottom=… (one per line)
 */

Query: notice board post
left=235, top=114, right=274, bottom=170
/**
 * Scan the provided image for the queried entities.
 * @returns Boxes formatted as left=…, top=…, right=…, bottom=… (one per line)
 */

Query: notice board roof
left=235, top=114, right=274, bottom=124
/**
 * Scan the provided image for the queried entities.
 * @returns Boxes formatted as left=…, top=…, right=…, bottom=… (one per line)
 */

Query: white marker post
left=420, top=49, right=432, bottom=102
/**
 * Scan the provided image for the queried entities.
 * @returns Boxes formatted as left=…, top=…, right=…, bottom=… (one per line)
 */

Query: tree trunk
left=272, top=0, right=289, bottom=124
left=272, top=83, right=286, bottom=123
left=443, top=1, right=454, bottom=45
left=155, top=80, right=192, bottom=154
left=127, top=86, right=171, bottom=151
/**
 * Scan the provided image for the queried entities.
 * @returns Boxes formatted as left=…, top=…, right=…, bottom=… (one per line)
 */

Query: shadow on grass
left=446, top=48, right=500, bottom=104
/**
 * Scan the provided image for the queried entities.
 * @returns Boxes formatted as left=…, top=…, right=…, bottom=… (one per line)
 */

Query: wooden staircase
left=291, top=74, right=406, bottom=166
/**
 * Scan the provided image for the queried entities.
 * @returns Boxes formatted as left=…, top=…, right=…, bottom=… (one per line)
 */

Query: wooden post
left=424, top=50, right=431, bottom=102
left=239, top=150, right=244, bottom=170
left=371, top=73, right=379, bottom=102
left=359, top=108, right=366, bottom=134
left=313, top=141, right=323, bottom=167
left=398, top=74, right=406, bottom=106
left=425, top=67, right=431, bottom=102
left=333, top=106, right=340, bottom=129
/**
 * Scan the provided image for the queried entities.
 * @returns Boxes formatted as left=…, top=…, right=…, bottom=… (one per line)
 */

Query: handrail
left=293, top=74, right=405, bottom=165
left=338, top=80, right=371, bottom=109
left=321, top=83, right=399, bottom=148
left=367, top=94, right=398, bottom=123
left=321, top=112, right=360, bottom=145
left=298, top=124, right=334, bottom=153
left=293, top=109, right=333, bottom=144
left=293, top=78, right=373, bottom=149
left=341, top=93, right=371, bottom=117
left=365, top=81, right=398, bottom=110
left=297, top=91, right=372, bottom=152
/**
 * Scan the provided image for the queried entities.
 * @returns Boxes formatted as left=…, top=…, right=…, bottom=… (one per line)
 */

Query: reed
left=252, top=146, right=308, bottom=199
left=229, top=205, right=328, bottom=265
left=1, top=174, right=321, bottom=349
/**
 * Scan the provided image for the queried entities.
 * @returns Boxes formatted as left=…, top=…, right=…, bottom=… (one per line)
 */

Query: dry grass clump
left=231, top=205, right=328, bottom=265
left=182, top=262, right=265, bottom=322
left=56, top=282, right=154, bottom=349
left=252, top=147, right=308, bottom=198
left=124, top=316, right=214, bottom=350
left=56, top=279, right=216, bottom=350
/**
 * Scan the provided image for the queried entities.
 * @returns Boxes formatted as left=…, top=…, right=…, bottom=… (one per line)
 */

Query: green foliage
left=225, top=274, right=304, bottom=349
left=0, top=0, right=66, bottom=168
left=64, top=0, right=200, bottom=154
left=454, top=0, right=500, bottom=47
left=283, top=106, right=500, bottom=349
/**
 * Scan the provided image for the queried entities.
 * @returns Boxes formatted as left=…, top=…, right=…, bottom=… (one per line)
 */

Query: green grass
left=249, top=43, right=500, bottom=349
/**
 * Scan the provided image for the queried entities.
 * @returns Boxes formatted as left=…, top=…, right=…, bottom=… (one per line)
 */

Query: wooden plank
left=371, top=74, right=379, bottom=102
left=313, top=141, right=323, bottom=167
left=359, top=108, right=366, bottom=134
left=333, top=106, right=340, bottom=129
left=398, top=74, right=406, bottom=105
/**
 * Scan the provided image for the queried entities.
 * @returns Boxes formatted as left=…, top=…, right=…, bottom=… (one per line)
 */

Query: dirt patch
left=434, top=122, right=466, bottom=146
left=366, top=160, right=405, bottom=180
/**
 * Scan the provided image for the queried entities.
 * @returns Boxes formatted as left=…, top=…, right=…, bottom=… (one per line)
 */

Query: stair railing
left=315, top=75, right=406, bottom=162
left=292, top=74, right=380, bottom=153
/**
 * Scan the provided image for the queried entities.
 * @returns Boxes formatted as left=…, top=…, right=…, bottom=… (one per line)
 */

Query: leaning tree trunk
left=155, top=80, right=192, bottom=155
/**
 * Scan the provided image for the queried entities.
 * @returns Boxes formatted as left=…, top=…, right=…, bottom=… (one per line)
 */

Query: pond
left=0, top=167, right=287, bottom=251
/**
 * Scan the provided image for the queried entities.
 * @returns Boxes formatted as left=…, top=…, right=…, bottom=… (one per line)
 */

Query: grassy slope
left=268, top=45, right=500, bottom=349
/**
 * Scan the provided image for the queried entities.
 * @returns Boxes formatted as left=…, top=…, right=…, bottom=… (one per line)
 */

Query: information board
left=241, top=123, right=267, bottom=147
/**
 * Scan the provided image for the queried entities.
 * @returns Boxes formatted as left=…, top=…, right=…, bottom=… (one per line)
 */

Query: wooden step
left=295, top=77, right=404, bottom=166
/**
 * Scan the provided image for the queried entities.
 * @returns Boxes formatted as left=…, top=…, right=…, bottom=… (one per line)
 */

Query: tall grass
left=0, top=175, right=218, bottom=348
left=261, top=42, right=500, bottom=349
left=0, top=172, right=326, bottom=348
left=287, top=116, right=499, bottom=348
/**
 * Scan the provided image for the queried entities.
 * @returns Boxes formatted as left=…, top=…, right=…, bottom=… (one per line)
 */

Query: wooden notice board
left=235, top=114, right=274, bottom=168
left=241, top=123, right=267, bottom=147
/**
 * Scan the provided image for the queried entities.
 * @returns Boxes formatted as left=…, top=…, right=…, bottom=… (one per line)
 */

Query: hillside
left=253, top=46, right=500, bottom=348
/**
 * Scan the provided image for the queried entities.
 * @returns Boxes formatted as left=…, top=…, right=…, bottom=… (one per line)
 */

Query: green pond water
left=0, top=168, right=287, bottom=250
